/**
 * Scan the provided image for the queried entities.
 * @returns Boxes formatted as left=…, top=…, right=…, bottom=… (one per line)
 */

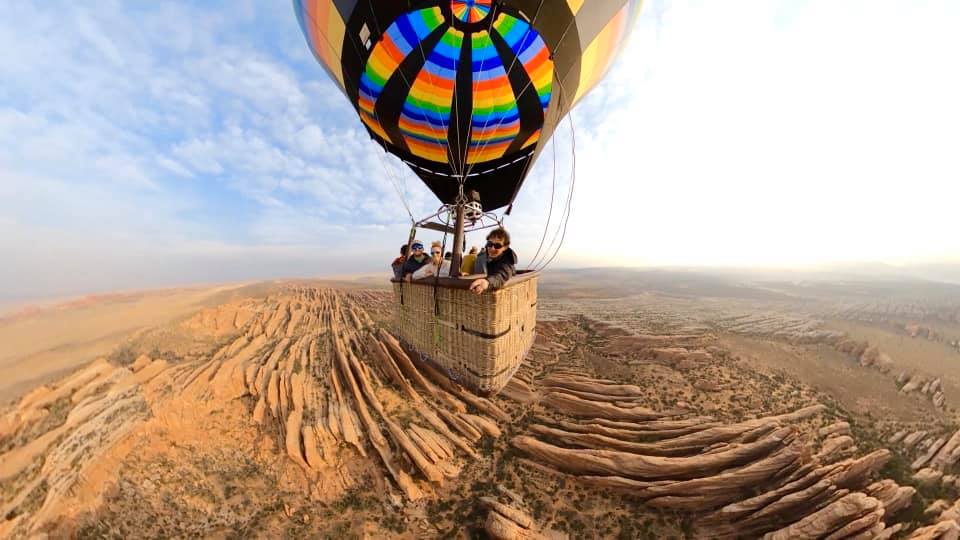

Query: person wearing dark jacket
left=391, top=244, right=408, bottom=280
left=469, top=227, right=516, bottom=295
left=401, top=240, right=430, bottom=279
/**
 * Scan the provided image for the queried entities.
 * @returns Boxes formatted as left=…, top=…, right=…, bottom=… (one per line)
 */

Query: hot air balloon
left=295, top=0, right=640, bottom=393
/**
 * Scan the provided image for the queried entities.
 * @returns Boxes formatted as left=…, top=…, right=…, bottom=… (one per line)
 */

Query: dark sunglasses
left=485, top=241, right=505, bottom=249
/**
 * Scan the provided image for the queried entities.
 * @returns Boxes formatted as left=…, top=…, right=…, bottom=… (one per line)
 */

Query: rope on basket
left=399, top=225, right=417, bottom=306
left=431, top=209, right=452, bottom=346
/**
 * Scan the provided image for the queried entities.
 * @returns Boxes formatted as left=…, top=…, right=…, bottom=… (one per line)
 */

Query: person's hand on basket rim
left=469, top=278, right=489, bottom=295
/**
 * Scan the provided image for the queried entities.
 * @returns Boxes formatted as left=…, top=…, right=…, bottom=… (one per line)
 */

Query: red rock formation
left=0, top=287, right=508, bottom=538
left=762, top=492, right=883, bottom=539
left=865, top=479, right=916, bottom=515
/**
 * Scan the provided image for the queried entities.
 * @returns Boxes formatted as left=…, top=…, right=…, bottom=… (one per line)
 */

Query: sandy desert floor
left=0, top=279, right=390, bottom=404
left=0, top=283, right=268, bottom=403
left=2, top=269, right=960, bottom=538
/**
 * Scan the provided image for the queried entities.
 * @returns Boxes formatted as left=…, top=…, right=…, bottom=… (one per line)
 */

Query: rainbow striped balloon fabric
left=451, top=0, right=493, bottom=24
left=295, top=0, right=641, bottom=210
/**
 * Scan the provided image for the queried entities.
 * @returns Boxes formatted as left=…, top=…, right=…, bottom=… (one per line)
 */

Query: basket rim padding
left=390, top=268, right=539, bottom=289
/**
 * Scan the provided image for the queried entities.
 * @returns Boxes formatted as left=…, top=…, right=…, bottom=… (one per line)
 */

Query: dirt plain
left=2, top=268, right=960, bottom=538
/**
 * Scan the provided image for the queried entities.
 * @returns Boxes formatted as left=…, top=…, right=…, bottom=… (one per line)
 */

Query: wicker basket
left=392, top=271, right=538, bottom=394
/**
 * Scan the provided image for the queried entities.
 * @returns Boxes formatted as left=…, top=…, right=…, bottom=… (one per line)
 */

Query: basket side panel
left=392, top=276, right=538, bottom=393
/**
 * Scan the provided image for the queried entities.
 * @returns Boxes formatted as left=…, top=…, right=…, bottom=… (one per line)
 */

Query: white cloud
left=156, top=157, right=195, bottom=178
left=3, top=0, right=960, bottom=300
left=508, top=0, right=960, bottom=269
left=74, top=11, right=125, bottom=66
left=172, top=139, right=226, bottom=175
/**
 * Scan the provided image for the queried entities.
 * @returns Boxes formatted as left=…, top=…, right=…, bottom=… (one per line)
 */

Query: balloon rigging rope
left=301, top=0, right=474, bottom=235
left=525, top=79, right=571, bottom=270
left=376, top=149, right=416, bottom=223
left=298, top=0, right=431, bottom=221
left=368, top=0, right=462, bottom=178
left=296, top=0, right=416, bottom=223
left=462, top=0, right=547, bottom=180
left=480, top=5, right=583, bottom=259
left=525, top=118, right=558, bottom=268
left=455, top=6, right=501, bottom=188
left=463, top=0, right=584, bottom=185
left=534, top=78, right=577, bottom=272
left=295, top=0, right=414, bottom=221
left=299, top=0, right=578, bottom=232
left=432, top=210, right=453, bottom=313
left=451, top=77, right=466, bottom=180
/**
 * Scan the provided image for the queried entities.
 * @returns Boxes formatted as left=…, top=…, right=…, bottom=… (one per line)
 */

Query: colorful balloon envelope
left=295, top=0, right=641, bottom=210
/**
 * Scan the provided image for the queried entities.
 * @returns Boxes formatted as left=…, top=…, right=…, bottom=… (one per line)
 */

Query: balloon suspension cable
left=431, top=209, right=452, bottom=316
left=533, top=78, right=577, bottom=272
left=525, top=101, right=559, bottom=268
left=450, top=62, right=466, bottom=179
left=376, top=148, right=416, bottom=224
left=414, top=204, right=503, bottom=234
left=298, top=0, right=574, bottom=266
left=457, top=4, right=502, bottom=178
left=301, top=0, right=446, bottom=227
left=526, top=78, right=568, bottom=268
left=296, top=2, right=421, bottom=226
left=463, top=0, right=548, bottom=180
left=366, top=0, right=461, bottom=179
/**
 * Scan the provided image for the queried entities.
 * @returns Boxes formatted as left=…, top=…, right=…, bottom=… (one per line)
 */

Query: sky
left=2, top=0, right=959, bottom=301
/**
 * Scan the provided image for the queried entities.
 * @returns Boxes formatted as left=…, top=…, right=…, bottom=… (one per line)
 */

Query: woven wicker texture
left=392, top=273, right=538, bottom=393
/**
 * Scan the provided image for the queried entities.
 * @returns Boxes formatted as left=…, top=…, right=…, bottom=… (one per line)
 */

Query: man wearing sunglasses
left=400, top=240, right=430, bottom=279
left=469, top=227, right=517, bottom=295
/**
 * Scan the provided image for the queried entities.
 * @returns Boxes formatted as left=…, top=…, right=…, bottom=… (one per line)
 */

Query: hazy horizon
left=3, top=1, right=959, bottom=300
left=5, top=259, right=960, bottom=316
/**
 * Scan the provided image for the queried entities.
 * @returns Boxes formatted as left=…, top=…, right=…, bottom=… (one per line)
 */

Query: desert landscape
left=3, top=268, right=960, bottom=538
